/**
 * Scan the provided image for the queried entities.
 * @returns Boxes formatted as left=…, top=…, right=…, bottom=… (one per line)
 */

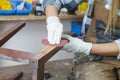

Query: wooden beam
left=30, top=46, right=63, bottom=63
left=0, top=22, right=25, bottom=47
left=8, top=72, right=23, bottom=80
left=30, top=45, right=63, bottom=80
left=0, top=48, right=33, bottom=62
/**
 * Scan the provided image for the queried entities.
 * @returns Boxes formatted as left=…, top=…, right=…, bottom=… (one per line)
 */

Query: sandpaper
left=41, top=39, right=68, bottom=47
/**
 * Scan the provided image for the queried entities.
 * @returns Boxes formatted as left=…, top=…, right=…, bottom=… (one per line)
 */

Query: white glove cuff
left=84, top=42, right=92, bottom=55
left=114, top=39, right=120, bottom=60
left=46, top=16, right=60, bottom=24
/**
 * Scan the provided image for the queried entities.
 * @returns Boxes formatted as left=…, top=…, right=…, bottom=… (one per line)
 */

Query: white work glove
left=62, top=35, right=92, bottom=55
left=46, top=16, right=63, bottom=44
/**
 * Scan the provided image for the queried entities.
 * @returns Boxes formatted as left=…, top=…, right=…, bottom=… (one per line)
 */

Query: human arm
left=45, top=6, right=63, bottom=44
left=91, top=43, right=119, bottom=56
left=45, top=5, right=58, bottom=17
left=42, top=0, right=84, bottom=44
left=42, top=0, right=63, bottom=44
left=62, top=35, right=120, bottom=58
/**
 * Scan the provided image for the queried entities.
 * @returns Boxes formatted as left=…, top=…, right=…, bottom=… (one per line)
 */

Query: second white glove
left=62, top=34, right=92, bottom=55
left=46, top=16, right=63, bottom=44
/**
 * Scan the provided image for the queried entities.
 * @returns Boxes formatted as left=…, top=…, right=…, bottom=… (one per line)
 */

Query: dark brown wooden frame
left=0, top=22, right=63, bottom=80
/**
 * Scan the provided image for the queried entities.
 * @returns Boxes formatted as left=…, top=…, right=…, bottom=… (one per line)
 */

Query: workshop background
left=0, top=0, right=118, bottom=80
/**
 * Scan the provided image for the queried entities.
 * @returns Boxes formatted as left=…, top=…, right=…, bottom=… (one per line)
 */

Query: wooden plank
left=0, top=14, right=84, bottom=21
left=8, top=72, right=23, bottom=80
left=30, top=46, right=64, bottom=80
left=31, top=46, right=63, bottom=63
left=0, top=22, right=25, bottom=46
left=0, top=48, right=33, bottom=62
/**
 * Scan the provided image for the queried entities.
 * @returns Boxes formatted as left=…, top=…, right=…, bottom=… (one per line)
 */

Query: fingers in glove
left=47, top=30, right=51, bottom=42
left=48, top=29, right=55, bottom=44
left=62, top=34, right=73, bottom=41
left=47, top=25, right=52, bottom=42
left=62, top=42, right=73, bottom=52
left=50, top=31, right=56, bottom=44
left=53, top=30, right=62, bottom=44
left=54, top=24, right=63, bottom=44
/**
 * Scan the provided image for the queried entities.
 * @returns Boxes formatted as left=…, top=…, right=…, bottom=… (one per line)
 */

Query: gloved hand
left=46, top=16, right=63, bottom=44
left=62, top=34, right=92, bottom=55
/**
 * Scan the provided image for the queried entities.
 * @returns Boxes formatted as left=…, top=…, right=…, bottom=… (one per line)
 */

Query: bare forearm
left=45, top=5, right=58, bottom=17
left=90, top=42, right=119, bottom=56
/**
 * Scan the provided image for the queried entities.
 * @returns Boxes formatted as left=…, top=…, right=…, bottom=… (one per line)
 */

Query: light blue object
left=71, top=21, right=82, bottom=36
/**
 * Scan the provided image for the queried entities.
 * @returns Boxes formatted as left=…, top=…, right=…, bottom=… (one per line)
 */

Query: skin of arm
left=45, top=5, right=58, bottom=17
left=90, top=42, right=119, bottom=56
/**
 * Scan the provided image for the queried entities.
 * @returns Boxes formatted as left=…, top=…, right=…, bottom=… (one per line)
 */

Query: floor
left=0, top=59, right=73, bottom=80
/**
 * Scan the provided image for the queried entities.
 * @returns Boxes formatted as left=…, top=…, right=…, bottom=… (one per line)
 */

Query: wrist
left=77, top=40, right=92, bottom=55
left=84, top=42, right=92, bottom=55
left=46, top=16, right=60, bottom=24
